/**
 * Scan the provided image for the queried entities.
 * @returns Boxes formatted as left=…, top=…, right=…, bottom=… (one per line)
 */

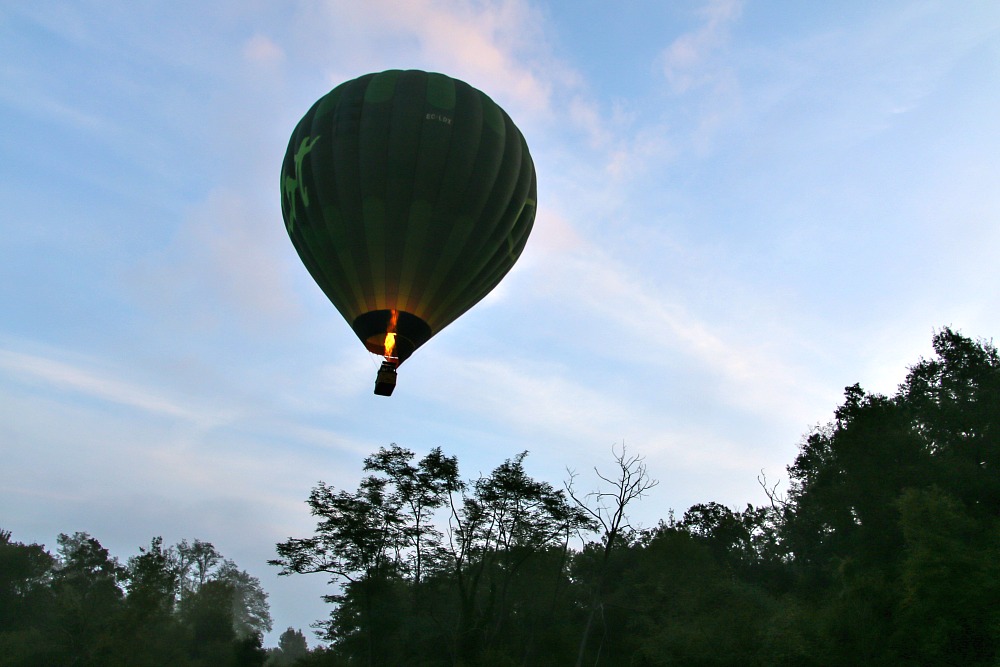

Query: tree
left=0, top=530, right=55, bottom=628
left=0, top=530, right=57, bottom=666
left=176, top=539, right=222, bottom=600
left=447, top=451, right=593, bottom=664
left=232, top=631, right=268, bottom=667
left=901, top=328, right=1000, bottom=515
left=620, top=522, right=782, bottom=667
left=119, top=537, right=187, bottom=666
left=49, top=532, right=126, bottom=666
left=363, top=445, right=460, bottom=586
left=894, top=486, right=999, bottom=664
left=180, top=578, right=239, bottom=665
left=271, top=480, right=404, bottom=664
left=213, top=560, right=273, bottom=639
left=678, top=502, right=783, bottom=581
left=779, top=329, right=1000, bottom=665
left=171, top=544, right=272, bottom=666
left=272, top=446, right=459, bottom=666
left=566, top=444, right=656, bottom=667
left=273, top=447, right=593, bottom=666
left=266, top=627, right=308, bottom=666
left=0, top=530, right=273, bottom=667
left=125, top=537, right=178, bottom=621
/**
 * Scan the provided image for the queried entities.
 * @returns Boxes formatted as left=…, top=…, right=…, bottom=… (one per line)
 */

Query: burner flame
left=384, top=310, right=399, bottom=359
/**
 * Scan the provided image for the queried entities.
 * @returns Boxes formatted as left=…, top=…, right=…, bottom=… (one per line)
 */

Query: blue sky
left=3, top=0, right=999, bottom=644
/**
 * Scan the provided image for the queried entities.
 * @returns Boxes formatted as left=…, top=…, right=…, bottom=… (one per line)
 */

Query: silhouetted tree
left=177, top=539, right=222, bottom=600
left=273, top=448, right=593, bottom=665
left=47, top=532, right=126, bottom=665
left=0, top=531, right=57, bottom=666
left=266, top=627, right=308, bottom=665
left=0, top=529, right=273, bottom=667
left=447, top=451, right=593, bottom=664
left=125, top=537, right=178, bottom=621
left=119, top=536, right=186, bottom=666
left=214, top=560, right=273, bottom=639
left=779, top=328, right=1000, bottom=665
left=364, top=445, right=460, bottom=586
left=259, top=329, right=1000, bottom=666
left=566, top=444, right=656, bottom=667
left=272, top=445, right=459, bottom=666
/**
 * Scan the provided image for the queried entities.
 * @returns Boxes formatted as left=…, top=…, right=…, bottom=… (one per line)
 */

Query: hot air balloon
left=281, top=70, right=536, bottom=395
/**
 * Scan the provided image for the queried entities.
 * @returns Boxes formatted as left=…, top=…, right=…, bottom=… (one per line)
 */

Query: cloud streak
left=521, top=207, right=835, bottom=426
left=0, top=346, right=228, bottom=427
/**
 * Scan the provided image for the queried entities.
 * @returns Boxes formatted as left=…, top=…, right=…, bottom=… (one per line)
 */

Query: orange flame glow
left=384, top=310, right=399, bottom=359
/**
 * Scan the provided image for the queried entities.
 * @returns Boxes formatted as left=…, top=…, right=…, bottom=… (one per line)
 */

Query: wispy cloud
left=522, top=211, right=834, bottom=424
left=131, top=187, right=302, bottom=335
left=427, top=353, right=635, bottom=443
left=243, top=34, right=285, bottom=65
left=0, top=346, right=229, bottom=427
left=282, top=0, right=630, bottom=165
left=287, top=0, right=557, bottom=119
left=661, top=0, right=743, bottom=94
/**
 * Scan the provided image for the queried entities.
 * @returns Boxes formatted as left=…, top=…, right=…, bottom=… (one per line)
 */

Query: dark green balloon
left=281, top=70, right=537, bottom=364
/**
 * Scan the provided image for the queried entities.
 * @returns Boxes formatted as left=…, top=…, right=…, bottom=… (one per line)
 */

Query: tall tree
left=0, top=531, right=57, bottom=665
left=213, top=560, right=273, bottom=639
left=438, top=451, right=593, bottom=664
left=273, top=447, right=592, bottom=665
left=49, top=532, right=126, bottom=666
left=363, top=445, right=460, bottom=586
left=272, top=445, right=459, bottom=665
left=902, top=328, right=1000, bottom=514
left=893, top=486, right=999, bottom=663
left=779, top=328, right=1000, bottom=665
left=119, top=537, right=187, bottom=666
left=566, top=444, right=656, bottom=667
left=0, top=530, right=54, bottom=628
left=125, top=537, right=178, bottom=622
left=176, top=539, right=222, bottom=600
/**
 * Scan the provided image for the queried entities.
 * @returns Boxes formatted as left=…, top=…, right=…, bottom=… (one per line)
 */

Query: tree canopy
left=0, top=533, right=272, bottom=667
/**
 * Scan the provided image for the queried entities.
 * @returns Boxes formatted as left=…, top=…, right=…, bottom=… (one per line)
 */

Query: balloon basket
left=374, top=361, right=398, bottom=396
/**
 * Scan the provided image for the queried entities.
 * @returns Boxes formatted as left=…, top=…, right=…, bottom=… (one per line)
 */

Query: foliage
left=272, top=328, right=1000, bottom=666
left=0, top=533, right=271, bottom=667
left=777, top=328, right=1000, bottom=665
left=273, top=447, right=593, bottom=665
left=265, top=627, right=309, bottom=666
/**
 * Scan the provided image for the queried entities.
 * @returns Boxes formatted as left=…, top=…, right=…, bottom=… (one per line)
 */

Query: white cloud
left=0, top=347, right=212, bottom=424
left=282, top=0, right=634, bottom=162
left=661, top=0, right=744, bottom=93
left=287, top=0, right=557, bottom=119
left=243, top=34, right=285, bottom=65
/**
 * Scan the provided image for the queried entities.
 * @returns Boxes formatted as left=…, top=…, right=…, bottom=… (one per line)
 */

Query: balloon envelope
left=281, top=70, right=537, bottom=365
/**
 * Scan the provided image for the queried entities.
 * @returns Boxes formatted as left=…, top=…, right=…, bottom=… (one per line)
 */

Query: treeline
left=272, top=328, right=1000, bottom=667
left=0, top=534, right=274, bottom=666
